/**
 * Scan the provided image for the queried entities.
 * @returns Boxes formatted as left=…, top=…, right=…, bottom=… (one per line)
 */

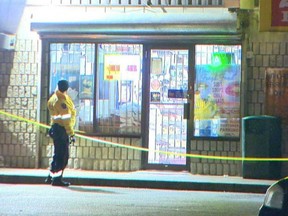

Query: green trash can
left=242, top=115, right=281, bottom=179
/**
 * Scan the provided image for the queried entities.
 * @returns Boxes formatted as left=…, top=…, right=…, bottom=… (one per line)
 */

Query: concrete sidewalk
left=0, top=168, right=275, bottom=193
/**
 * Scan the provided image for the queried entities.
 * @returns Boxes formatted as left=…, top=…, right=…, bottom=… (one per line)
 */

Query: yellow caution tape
left=0, top=110, right=84, bottom=133
left=0, top=109, right=50, bottom=129
left=77, top=133, right=288, bottom=161
left=1, top=109, right=288, bottom=162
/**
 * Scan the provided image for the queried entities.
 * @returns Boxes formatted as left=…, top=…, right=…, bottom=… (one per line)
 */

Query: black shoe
left=45, top=175, right=52, bottom=184
left=52, top=177, right=70, bottom=187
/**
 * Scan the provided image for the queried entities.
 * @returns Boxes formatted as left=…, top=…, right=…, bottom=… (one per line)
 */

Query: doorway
left=146, top=48, right=190, bottom=169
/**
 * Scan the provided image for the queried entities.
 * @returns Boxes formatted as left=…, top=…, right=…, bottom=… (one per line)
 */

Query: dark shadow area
left=66, top=185, right=119, bottom=194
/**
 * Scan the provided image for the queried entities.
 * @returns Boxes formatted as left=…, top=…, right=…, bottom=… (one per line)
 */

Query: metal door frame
left=141, top=44, right=195, bottom=171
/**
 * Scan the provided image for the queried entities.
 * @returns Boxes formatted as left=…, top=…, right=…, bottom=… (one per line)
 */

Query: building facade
left=0, top=0, right=287, bottom=178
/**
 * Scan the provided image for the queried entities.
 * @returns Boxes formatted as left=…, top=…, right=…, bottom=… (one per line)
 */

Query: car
left=258, top=177, right=288, bottom=216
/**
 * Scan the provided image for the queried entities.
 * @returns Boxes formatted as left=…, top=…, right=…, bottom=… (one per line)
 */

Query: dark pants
left=49, top=124, right=69, bottom=173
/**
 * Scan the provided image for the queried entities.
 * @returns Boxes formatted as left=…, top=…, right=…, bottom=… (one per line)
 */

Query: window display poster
left=80, top=75, right=93, bottom=99
left=151, top=92, right=161, bottom=102
left=194, top=64, right=241, bottom=137
left=104, top=54, right=140, bottom=81
left=195, top=64, right=241, bottom=118
left=265, top=68, right=288, bottom=124
left=151, top=58, right=162, bottom=74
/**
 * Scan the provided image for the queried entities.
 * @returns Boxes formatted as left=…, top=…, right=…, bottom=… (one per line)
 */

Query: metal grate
left=148, top=49, right=188, bottom=165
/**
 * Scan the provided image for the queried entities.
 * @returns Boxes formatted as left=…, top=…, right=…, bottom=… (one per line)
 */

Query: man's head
left=58, top=80, right=69, bottom=92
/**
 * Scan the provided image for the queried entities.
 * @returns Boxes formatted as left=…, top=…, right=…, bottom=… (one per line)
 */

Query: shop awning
left=31, top=8, right=241, bottom=42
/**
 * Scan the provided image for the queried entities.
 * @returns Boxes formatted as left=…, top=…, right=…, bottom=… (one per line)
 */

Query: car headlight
left=263, top=183, right=284, bottom=209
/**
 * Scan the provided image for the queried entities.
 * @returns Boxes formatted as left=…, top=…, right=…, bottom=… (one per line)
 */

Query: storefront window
left=194, top=45, right=241, bottom=138
left=96, top=44, right=142, bottom=134
left=49, top=43, right=95, bottom=133
left=49, top=43, right=142, bottom=135
left=49, top=43, right=240, bottom=138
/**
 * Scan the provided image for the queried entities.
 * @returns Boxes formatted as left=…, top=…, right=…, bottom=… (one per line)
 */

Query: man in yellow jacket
left=46, top=80, right=76, bottom=186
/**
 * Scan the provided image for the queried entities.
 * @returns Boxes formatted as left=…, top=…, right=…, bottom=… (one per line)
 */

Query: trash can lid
left=242, top=115, right=279, bottom=120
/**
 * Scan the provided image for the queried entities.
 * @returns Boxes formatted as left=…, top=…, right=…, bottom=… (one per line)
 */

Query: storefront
left=32, top=11, right=243, bottom=174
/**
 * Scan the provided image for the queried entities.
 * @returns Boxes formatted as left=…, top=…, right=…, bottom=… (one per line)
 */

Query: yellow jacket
left=47, top=90, right=76, bottom=136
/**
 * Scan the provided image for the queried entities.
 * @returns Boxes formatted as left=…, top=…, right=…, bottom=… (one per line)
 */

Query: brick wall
left=41, top=135, right=142, bottom=171
left=0, top=37, right=40, bottom=168
left=244, top=10, right=288, bottom=177
left=190, top=140, right=241, bottom=176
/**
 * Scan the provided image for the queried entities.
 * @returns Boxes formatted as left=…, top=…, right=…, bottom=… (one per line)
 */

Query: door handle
left=184, top=103, right=190, bottom=119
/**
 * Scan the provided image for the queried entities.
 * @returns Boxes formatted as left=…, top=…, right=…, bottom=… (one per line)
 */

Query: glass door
left=147, top=49, right=189, bottom=167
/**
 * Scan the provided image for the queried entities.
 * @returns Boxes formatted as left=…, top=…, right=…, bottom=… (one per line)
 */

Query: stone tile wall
left=243, top=10, right=288, bottom=177
left=190, top=140, right=241, bottom=176
left=0, top=38, right=40, bottom=168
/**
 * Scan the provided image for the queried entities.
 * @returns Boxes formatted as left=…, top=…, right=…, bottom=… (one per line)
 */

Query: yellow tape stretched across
left=0, top=109, right=50, bottom=129
left=1, top=109, right=288, bottom=162
left=0, top=110, right=84, bottom=133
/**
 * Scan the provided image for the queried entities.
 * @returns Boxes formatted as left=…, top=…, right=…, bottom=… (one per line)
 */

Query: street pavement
left=0, top=168, right=276, bottom=193
left=0, top=184, right=264, bottom=216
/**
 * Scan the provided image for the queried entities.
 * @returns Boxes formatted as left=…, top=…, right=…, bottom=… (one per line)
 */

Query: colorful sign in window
left=194, top=45, right=242, bottom=138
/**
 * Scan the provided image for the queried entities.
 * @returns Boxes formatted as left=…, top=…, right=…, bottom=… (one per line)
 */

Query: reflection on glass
left=49, top=43, right=95, bottom=133
left=96, top=44, right=142, bottom=134
left=49, top=43, right=143, bottom=135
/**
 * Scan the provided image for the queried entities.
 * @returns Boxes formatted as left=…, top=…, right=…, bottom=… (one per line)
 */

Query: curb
left=0, top=174, right=269, bottom=193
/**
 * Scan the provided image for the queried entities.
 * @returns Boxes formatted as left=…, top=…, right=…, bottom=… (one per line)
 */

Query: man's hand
left=70, top=135, right=76, bottom=145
